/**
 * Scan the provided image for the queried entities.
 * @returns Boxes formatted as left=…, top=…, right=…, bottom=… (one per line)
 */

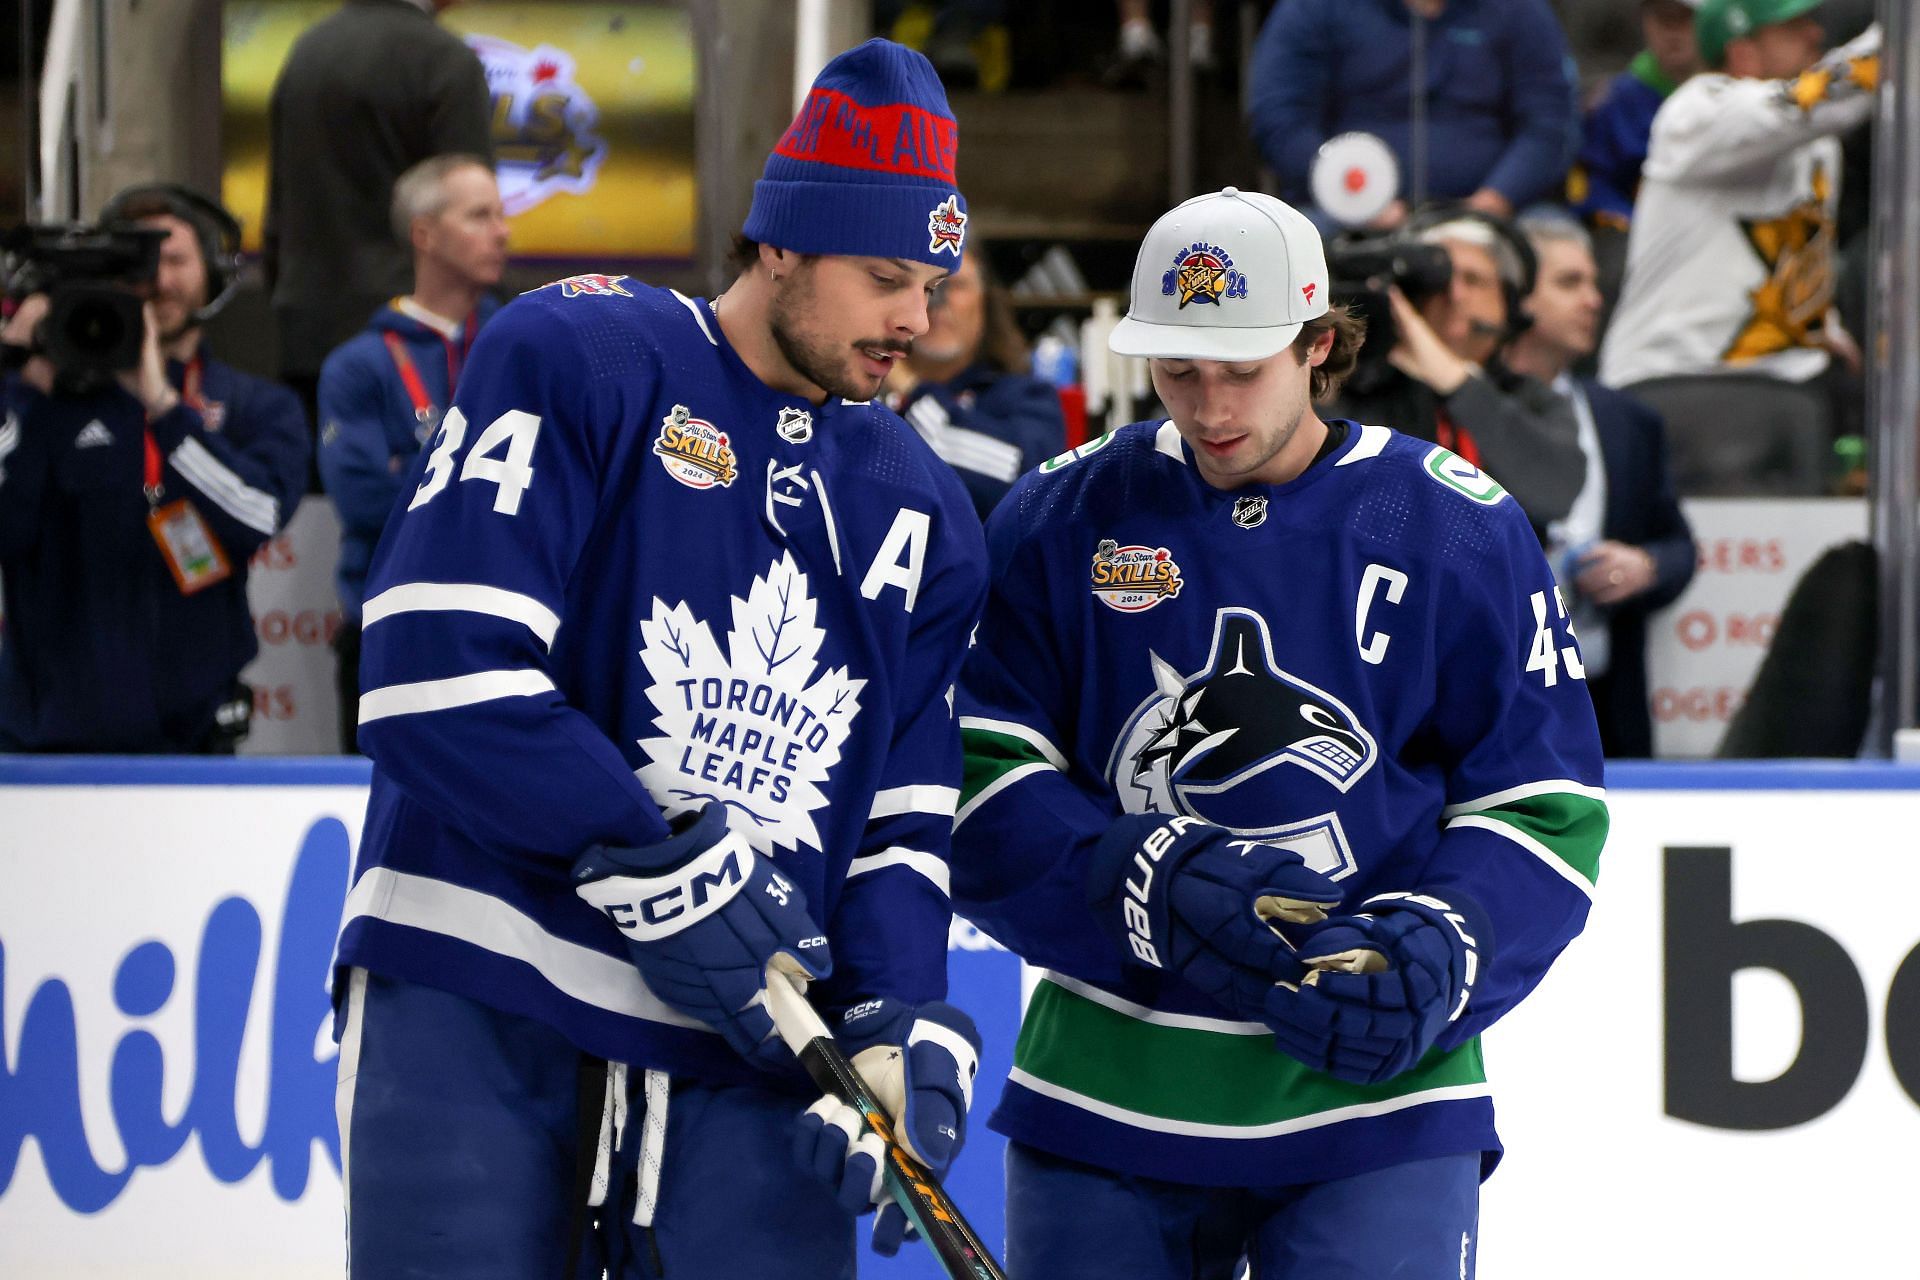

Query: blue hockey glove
left=791, top=999, right=981, bottom=1256
left=1087, top=813, right=1344, bottom=1017
left=1261, top=890, right=1492, bottom=1085
left=573, top=802, right=830, bottom=1068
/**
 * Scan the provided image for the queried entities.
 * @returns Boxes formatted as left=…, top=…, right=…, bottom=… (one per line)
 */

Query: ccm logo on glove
left=590, top=841, right=763, bottom=940
left=1123, top=814, right=1204, bottom=965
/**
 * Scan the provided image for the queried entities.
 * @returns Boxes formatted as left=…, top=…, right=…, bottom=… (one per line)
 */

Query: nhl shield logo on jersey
left=927, top=195, right=967, bottom=256
left=654, top=404, right=738, bottom=489
left=548, top=273, right=634, bottom=299
left=1091, top=539, right=1184, bottom=613
left=1232, top=495, right=1267, bottom=529
left=775, top=406, right=814, bottom=444
left=1162, top=242, right=1249, bottom=308
left=1108, top=608, right=1378, bottom=828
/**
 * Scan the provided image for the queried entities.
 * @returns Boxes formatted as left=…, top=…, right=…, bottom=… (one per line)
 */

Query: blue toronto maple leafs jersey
left=953, top=419, right=1608, bottom=1187
left=333, top=275, right=987, bottom=1086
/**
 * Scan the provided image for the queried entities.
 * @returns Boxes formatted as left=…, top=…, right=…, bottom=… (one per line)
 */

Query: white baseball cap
left=1108, top=186, right=1330, bottom=362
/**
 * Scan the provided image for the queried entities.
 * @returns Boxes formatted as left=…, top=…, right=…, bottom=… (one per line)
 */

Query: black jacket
left=0, top=357, right=311, bottom=751
left=1579, top=378, right=1696, bottom=758
left=264, top=0, right=493, bottom=375
left=1330, top=357, right=1587, bottom=535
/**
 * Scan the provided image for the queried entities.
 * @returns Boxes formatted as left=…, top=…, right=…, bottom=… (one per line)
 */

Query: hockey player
left=951, top=188, right=1608, bottom=1277
left=332, top=40, right=987, bottom=1278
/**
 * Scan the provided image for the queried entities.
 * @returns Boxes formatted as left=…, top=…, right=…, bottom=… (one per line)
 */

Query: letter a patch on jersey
left=635, top=552, right=865, bottom=855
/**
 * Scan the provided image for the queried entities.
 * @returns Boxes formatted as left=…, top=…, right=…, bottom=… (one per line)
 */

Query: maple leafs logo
left=635, top=552, right=865, bottom=856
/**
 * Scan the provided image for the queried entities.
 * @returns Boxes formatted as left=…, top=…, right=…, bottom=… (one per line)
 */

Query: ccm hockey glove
left=1087, top=813, right=1344, bottom=1017
left=792, top=998, right=981, bottom=1256
left=1262, top=890, right=1492, bottom=1085
left=573, top=802, right=830, bottom=1068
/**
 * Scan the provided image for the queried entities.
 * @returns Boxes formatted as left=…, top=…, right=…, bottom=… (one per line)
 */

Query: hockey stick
left=765, top=971, right=1008, bottom=1280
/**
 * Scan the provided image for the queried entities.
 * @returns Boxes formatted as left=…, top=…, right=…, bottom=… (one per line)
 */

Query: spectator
left=1328, top=208, right=1587, bottom=533
left=0, top=185, right=310, bottom=753
left=1597, top=3, right=1878, bottom=495
left=264, top=0, right=493, bottom=436
left=317, top=154, right=507, bottom=751
left=883, top=248, right=1066, bottom=521
left=1508, top=215, right=1697, bottom=757
left=1569, top=0, right=1703, bottom=234
left=1107, top=0, right=1216, bottom=84
left=879, top=1, right=1013, bottom=92
left=1249, top=0, right=1577, bottom=231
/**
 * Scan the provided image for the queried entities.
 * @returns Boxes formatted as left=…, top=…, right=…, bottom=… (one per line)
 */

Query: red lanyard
left=383, top=313, right=475, bottom=424
left=143, top=356, right=203, bottom=498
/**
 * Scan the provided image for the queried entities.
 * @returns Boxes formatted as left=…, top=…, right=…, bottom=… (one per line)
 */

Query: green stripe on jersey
left=961, top=725, right=1055, bottom=807
left=1014, top=978, right=1485, bottom=1131
left=1468, top=791, right=1607, bottom=886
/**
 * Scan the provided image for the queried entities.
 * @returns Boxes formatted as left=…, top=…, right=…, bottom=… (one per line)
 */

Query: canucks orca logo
left=1109, top=609, right=1377, bottom=829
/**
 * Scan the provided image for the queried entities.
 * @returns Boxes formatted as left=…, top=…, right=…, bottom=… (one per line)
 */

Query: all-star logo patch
left=927, top=195, right=967, bottom=256
left=1162, top=242, right=1248, bottom=308
left=775, top=406, right=814, bottom=444
left=1091, top=539, right=1183, bottom=613
left=1232, top=495, right=1267, bottom=528
left=654, top=404, right=737, bottom=489
left=548, top=273, right=633, bottom=299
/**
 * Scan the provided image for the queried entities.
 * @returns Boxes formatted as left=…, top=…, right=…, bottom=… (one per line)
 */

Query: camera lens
left=62, top=296, right=132, bottom=354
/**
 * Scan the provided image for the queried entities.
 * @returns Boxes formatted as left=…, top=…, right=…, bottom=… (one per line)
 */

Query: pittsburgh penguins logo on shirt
left=1108, top=608, right=1378, bottom=827
left=1724, top=161, right=1835, bottom=365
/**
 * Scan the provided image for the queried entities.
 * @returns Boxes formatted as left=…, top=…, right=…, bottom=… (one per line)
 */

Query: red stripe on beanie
left=774, top=87, right=957, bottom=183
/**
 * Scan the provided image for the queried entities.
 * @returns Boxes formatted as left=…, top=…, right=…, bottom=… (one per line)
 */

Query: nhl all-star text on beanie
left=744, top=38, right=968, bottom=268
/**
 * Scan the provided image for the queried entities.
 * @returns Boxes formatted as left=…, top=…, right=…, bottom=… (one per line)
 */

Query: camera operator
left=0, top=185, right=311, bottom=753
left=1328, top=209, right=1587, bottom=534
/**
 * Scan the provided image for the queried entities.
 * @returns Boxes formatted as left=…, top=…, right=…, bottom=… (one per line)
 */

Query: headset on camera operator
left=0, top=184, right=311, bottom=754
left=1326, top=206, right=1587, bottom=535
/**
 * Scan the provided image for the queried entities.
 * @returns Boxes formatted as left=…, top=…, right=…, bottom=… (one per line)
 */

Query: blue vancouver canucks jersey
left=953, top=419, right=1607, bottom=1187
left=334, top=276, right=987, bottom=1085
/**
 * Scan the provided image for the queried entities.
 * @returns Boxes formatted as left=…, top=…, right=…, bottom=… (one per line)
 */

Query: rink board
left=1, top=758, right=1916, bottom=1279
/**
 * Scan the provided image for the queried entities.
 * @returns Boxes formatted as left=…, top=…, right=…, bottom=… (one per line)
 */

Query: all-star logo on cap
left=1163, top=242, right=1248, bottom=308
left=928, top=195, right=967, bottom=255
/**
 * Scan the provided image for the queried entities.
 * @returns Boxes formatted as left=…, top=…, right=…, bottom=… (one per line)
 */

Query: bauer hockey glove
left=1262, top=890, right=1492, bottom=1085
left=791, top=998, right=981, bottom=1256
left=573, top=802, right=831, bottom=1068
left=1087, top=813, right=1344, bottom=1018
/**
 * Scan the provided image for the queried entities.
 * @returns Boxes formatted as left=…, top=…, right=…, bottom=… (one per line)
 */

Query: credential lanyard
left=382, top=332, right=436, bottom=425
left=143, top=355, right=203, bottom=504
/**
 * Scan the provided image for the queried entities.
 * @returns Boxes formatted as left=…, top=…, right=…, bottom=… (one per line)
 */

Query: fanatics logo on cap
left=1091, top=539, right=1184, bottom=613
left=654, top=404, right=738, bottom=489
left=775, top=406, right=814, bottom=444
left=928, top=195, right=967, bottom=255
left=1163, top=242, right=1248, bottom=308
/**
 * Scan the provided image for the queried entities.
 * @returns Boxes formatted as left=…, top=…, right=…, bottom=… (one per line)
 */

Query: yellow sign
left=221, top=1, right=696, bottom=259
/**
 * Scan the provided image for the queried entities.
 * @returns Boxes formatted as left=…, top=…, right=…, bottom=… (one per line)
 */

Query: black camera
left=2, top=222, right=168, bottom=394
left=1325, top=233, right=1453, bottom=366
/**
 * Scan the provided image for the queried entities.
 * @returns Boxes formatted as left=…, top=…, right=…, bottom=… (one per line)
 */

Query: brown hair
left=1291, top=303, right=1367, bottom=402
left=972, top=248, right=1031, bottom=376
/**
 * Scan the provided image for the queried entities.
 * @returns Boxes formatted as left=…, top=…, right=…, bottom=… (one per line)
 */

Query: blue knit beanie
left=744, top=38, right=967, bottom=268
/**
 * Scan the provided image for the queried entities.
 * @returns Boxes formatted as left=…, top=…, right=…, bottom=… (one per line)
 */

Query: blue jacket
left=1570, top=53, right=1675, bottom=228
left=1249, top=0, right=1578, bottom=213
left=317, top=296, right=499, bottom=618
left=894, top=361, right=1067, bottom=523
left=0, top=354, right=310, bottom=751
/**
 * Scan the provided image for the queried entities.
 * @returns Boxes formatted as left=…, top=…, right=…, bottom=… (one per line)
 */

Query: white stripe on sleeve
left=362, top=582, right=563, bottom=648
left=170, top=436, right=280, bottom=535
left=844, top=846, right=950, bottom=896
left=358, top=669, right=556, bottom=724
left=868, top=785, right=961, bottom=821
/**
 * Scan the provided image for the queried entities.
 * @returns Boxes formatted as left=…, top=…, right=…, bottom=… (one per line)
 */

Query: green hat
left=1695, top=0, right=1824, bottom=66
